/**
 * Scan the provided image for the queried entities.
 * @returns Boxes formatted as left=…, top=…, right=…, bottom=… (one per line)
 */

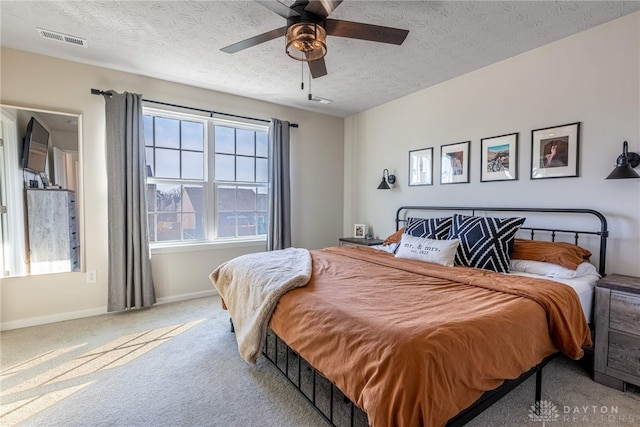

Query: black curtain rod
left=90, top=89, right=298, bottom=128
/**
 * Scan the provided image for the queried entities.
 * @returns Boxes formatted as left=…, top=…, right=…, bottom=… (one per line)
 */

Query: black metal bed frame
left=257, top=206, right=609, bottom=426
left=262, top=329, right=369, bottom=427
left=395, top=206, right=608, bottom=276
left=262, top=331, right=558, bottom=427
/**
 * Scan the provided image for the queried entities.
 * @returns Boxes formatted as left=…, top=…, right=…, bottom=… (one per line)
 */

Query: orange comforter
left=268, top=246, right=591, bottom=427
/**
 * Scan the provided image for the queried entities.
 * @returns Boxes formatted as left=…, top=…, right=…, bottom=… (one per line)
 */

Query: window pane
left=155, top=148, right=180, bottom=178
left=256, top=132, right=268, bottom=157
left=148, top=214, right=156, bottom=242
left=215, top=154, right=235, bottom=180
left=257, top=187, right=268, bottom=211
left=156, top=184, right=181, bottom=212
left=182, top=121, right=204, bottom=151
left=182, top=151, right=204, bottom=180
left=147, top=184, right=157, bottom=212
left=256, top=158, right=268, bottom=183
left=183, top=186, right=204, bottom=240
left=218, top=185, right=236, bottom=211
left=236, top=129, right=254, bottom=156
left=157, top=213, right=181, bottom=241
left=236, top=156, right=254, bottom=182
left=237, top=187, right=256, bottom=211
left=256, top=212, right=268, bottom=235
left=144, top=116, right=153, bottom=146
left=215, top=126, right=235, bottom=154
left=182, top=213, right=204, bottom=240
left=155, top=117, right=180, bottom=148
left=145, top=147, right=154, bottom=176
left=182, top=186, right=203, bottom=213
left=217, top=212, right=237, bottom=238
left=237, top=212, right=256, bottom=236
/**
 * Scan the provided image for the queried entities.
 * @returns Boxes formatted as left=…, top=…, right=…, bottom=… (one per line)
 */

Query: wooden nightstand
left=339, top=237, right=384, bottom=246
left=594, top=274, right=640, bottom=391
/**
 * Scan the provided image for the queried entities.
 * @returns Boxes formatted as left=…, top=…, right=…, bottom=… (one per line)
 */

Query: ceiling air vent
left=37, top=28, right=87, bottom=47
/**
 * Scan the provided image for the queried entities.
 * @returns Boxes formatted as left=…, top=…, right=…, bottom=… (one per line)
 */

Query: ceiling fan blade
left=220, top=27, right=287, bottom=54
left=256, top=0, right=300, bottom=19
left=304, top=0, right=343, bottom=18
left=308, top=57, right=328, bottom=79
left=325, top=19, right=409, bottom=45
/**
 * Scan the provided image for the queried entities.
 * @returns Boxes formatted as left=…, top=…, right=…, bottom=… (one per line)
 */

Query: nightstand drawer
left=608, top=331, right=640, bottom=377
left=594, top=275, right=640, bottom=391
left=610, top=291, right=640, bottom=335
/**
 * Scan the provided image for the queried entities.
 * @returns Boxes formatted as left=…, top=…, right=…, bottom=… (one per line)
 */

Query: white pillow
left=395, top=234, right=459, bottom=267
left=509, top=259, right=599, bottom=279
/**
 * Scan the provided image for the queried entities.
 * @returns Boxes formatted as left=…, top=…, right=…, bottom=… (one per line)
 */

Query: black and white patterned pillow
left=405, top=217, right=453, bottom=240
left=448, top=214, right=526, bottom=273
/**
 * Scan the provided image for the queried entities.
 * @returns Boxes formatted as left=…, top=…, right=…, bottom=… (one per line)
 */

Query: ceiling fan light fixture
left=285, top=22, right=327, bottom=62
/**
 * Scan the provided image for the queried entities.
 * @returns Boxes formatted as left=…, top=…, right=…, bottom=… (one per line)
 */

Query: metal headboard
left=395, top=206, right=609, bottom=276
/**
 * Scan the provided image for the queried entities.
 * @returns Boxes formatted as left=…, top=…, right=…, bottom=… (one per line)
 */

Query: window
left=144, top=109, right=269, bottom=244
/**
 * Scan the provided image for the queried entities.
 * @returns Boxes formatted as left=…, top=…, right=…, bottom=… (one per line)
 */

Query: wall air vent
left=37, top=28, right=87, bottom=47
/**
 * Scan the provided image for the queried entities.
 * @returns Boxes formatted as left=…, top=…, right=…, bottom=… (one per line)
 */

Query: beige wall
left=0, top=48, right=344, bottom=329
left=344, top=13, right=640, bottom=276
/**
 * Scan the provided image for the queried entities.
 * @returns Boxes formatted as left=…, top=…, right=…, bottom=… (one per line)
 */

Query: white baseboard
left=156, top=289, right=218, bottom=305
left=0, top=290, right=219, bottom=331
left=0, top=306, right=107, bottom=331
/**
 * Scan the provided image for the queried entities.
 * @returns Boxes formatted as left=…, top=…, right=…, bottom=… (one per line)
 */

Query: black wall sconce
left=377, top=169, right=396, bottom=189
left=606, top=141, right=640, bottom=179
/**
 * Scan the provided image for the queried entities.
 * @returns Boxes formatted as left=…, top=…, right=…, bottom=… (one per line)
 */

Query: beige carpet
left=1, top=296, right=638, bottom=427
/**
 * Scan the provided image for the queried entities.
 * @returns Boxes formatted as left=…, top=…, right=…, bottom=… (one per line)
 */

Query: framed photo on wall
left=440, top=141, right=470, bottom=184
left=409, top=147, right=433, bottom=186
left=480, top=132, right=518, bottom=182
left=531, top=122, right=580, bottom=179
left=354, top=224, right=365, bottom=238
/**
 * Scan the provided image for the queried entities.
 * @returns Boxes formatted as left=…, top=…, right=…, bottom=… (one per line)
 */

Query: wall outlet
left=86, top=270, right=97, bottom=283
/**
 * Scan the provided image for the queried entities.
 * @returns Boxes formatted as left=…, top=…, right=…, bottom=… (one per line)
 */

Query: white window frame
left=143, top=108, right=269, bottom=251
left=0, top=108, right=27, bottom=277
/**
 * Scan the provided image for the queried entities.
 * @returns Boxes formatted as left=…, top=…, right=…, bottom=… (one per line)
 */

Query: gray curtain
left=104, top=91, right=156, bottom=312
left=267, top=119, right=292, bottom=251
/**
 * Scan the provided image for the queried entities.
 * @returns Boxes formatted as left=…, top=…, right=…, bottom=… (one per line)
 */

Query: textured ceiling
left=1, top=1, right=638, bottom=117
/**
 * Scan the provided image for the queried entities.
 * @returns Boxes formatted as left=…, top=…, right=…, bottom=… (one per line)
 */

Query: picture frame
left=354, top=224, right=366, bottom=238
left=409, top=147, right=433, bottom=186
left=531, top=122, right=580, bottom=179
left=440, top=141, right=470, bottom=184
left=480, top=132, right=518, bottom=182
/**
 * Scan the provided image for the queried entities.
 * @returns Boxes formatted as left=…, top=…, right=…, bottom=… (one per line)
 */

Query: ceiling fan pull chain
left=308, top=69, right=312, bottom=100
left=301, top=60, right=304, bottom=90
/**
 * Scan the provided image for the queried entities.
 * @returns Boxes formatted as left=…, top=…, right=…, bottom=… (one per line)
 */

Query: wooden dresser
left=594, top=274, right=640, bottom=391
left=26, top=189, right=80, bottom=274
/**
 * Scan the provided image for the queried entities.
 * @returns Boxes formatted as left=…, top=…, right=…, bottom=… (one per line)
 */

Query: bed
left=211, top=206, right=608, bottom=427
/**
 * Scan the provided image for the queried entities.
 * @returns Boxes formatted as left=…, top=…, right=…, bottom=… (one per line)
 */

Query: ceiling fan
left=220, top=0, right=409, bottom=79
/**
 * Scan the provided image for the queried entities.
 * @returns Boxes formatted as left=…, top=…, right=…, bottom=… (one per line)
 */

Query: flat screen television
left=21, top=117, right=50, bottom=173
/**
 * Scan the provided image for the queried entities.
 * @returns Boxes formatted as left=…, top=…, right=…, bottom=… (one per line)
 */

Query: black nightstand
left=594, top=274, right=640, bottom=391
left=339, top=237, right=384, bottom=246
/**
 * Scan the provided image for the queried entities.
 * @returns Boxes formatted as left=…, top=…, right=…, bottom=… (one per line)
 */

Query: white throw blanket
left=209, top=248, right=312, bottom=363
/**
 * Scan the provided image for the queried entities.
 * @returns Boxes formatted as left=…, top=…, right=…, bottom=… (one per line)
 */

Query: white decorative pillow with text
left=395, top=234, right=460, bottom=267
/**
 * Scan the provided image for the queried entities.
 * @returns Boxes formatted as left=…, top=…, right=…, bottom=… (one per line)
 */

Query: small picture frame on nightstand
left=354, top=224, right=365, bottom=238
